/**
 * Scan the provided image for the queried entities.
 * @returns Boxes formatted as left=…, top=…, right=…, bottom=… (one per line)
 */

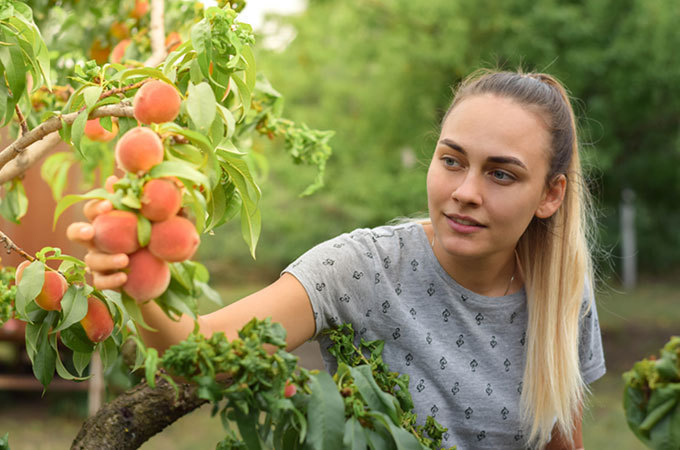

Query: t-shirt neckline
left=412, top=222, right=526, bottom=307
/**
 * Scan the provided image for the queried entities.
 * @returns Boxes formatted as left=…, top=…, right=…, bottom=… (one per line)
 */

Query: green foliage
left=154, top=319, right=454, bottom=449
left=199, top=0, right=680, bottom=275
left=623, top=336, right=680, bottom=449
left=0, top=265, right=16, bottom=324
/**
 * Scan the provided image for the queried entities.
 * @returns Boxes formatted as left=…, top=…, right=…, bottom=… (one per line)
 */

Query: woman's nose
left=452, top=172, right=483, bottom=206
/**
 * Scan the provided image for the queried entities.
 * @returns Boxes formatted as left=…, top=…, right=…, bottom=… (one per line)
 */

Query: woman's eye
left=491, top=170, right=515, bottom=182
left=442, top=157, right=459, bottom=167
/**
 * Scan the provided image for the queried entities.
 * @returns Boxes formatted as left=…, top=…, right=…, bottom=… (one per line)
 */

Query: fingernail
left=114, top=255, right=128, bottom=266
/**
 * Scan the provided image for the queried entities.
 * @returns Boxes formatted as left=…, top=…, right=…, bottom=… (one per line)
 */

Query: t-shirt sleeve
left=578, top=282, right=607, bottom=384
left=281, top=229, right=379, bottom=339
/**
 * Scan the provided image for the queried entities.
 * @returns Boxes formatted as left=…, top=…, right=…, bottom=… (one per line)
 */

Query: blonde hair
left=444, top=70, right=595, bottom=448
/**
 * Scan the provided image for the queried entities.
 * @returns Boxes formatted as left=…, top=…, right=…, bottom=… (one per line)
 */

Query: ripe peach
left=123, top=249, right=171, bottom=303
left=80, top=297, right=114, bottom=343
left=165, top=32, right=182, bottom=52
left=114, top=127, right=164, bottom=174
left=92, top=210, right=140, bottom=254
left=133, top=80, right=181, bottom=125
left=84, top=118, right=118, bottom=142
left=16, top=261, right=68, bottom=311
left=110, top=21, right=129, bottom=40
left=148, top=216, right=200, bottom=262
left=111, top=39, right=131, bottom=64
left=89, top=39, right=111, bottom=65
left=140, top=178, right=182, bottom=222
left=130, top=0, right=149, bottom=19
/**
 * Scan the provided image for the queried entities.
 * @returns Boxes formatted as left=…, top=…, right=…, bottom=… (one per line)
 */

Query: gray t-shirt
left=283, top=222, right=606, bottom=450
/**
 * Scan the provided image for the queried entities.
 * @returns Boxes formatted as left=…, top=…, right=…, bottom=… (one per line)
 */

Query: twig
left=0, top=103, right=134, bottom=176
left=15, top=105, right=29, bottom=135
left=99, top=79, right=149, bottom=101
left=0, top=230, right=35, bottom=261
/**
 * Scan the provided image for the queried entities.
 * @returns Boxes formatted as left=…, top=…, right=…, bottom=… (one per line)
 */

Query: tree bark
left=71, top=376, right=208, bottom=450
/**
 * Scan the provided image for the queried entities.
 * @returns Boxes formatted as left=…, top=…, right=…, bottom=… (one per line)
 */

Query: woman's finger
left=84, top=251, right=129, bottom=273
left=92, top=271, right=128, bottom=291
left=66, top=222, right=95, bottom=248
left=83, top=199, right=113, bottom=222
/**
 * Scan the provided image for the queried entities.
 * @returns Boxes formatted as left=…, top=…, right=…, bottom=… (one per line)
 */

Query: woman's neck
left=422, top=223, right=521, bottom=297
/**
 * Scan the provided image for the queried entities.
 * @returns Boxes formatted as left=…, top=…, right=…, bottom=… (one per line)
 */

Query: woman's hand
left=66, top=186, right=129, bottom=290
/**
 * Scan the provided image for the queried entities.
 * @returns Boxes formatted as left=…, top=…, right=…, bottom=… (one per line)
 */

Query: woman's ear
left=535, top=174, right=567, bottom=219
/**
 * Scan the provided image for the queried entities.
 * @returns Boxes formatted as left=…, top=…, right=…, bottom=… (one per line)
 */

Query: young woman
left=69, top=70, right=605, bottom=449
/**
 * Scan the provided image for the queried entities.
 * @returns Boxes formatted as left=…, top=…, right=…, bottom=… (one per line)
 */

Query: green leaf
left=350, top=365, right=400, bottom=423
left=187, top=82, right=217, bottom=130
left=640, top=398, right=678, bottom=432
left=230, top=73, right=251, bottom=120
left=0, top=179, right=28, bottom=223
left=15, top=261, right=44, bottom=318
left=217, top=104, right=236, bottom=139
left=40, top=152, right=74, bottom=201
left=122, top=293, right=157, bottom=332
left=343, top=418, right=368, bottom=450
left=53, top=188, right=111, bottom=229
left=240, top=198, right=261, bottom=259
left=137, top=215, right=151, bottom=247
left=52, top=334, right=88, bottom=381
left=60, top=324, right=95, bottom=353
left=148, top=161, right=210, bottom=191
left=115, top=67, right=174, bottom=86
left=101, top=290, right=128, bottom=333
left=306, top=372, right=346, bottom=450
left=99, top=337, right=119, bottom=370
left=0, top=431, right=9, bottom=450
left=32, top=322, right=56, bottom=388
left=71, top=110, right=88, bottom=151
left=145, top=348, right=159, bottom=388
left=241, top=45, right=257, bottom=93
left=54, top=285, right=88, bottom=332
left=232, top=410, right=263, bottom=450
left=82, top=86, right=103, bottom=111
left=72, top=350, right=92, bottom=377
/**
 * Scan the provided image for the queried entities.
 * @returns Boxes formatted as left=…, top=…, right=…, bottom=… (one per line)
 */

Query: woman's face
left=427, top=93, right=563, bottom=261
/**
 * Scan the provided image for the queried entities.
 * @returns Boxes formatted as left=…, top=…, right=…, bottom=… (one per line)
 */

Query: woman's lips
left=445, top=214, right=486, bottom=234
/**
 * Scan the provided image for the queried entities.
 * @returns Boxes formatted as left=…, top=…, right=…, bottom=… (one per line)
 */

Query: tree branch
left=15, top=105, right=28, bottom=135
left=0, top=103, right=134, bottom=183
left=71, top=375, right=209, bottom=450
left=0, top=229, right=36, bottom=262
left=145, top=0, right=167, bottom=67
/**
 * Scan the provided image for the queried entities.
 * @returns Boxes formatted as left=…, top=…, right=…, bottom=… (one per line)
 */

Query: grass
left=0, top=280, right=675, bottom=449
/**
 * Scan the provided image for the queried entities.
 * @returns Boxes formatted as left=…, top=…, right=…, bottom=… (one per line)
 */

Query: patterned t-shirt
left=283, top=222, right=606, bottom=450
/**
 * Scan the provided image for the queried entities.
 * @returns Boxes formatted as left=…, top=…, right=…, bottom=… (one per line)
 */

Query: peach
left=123, top=249, right=171, bottom=303
left=92, top=210, right=140, bottom=254
left=110, top=21, right=129, bottom=40
left=140, top=178, right=182, bottom=222
left=16, top=261, right=68, bottom=311
left=80, top=297, right=114, bottom=343
left=111, top=39, right=131, bottom=64
left=148, top=216, right=200, bottom=262
left=84, top=118, right=118, bottom=142
left=133, top=80, right=181, bottom=125
left=89, top=39, right=111, bottom=65
left=165, top=32, right=182, bottom=52
left=130, top=0, right=149, bottom=19
left=114, top=127, right=164, bottom=174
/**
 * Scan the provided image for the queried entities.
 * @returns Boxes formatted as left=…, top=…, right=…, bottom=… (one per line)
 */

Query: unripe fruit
left=16, top=261, right=68, bottom=311
left=80, top=297, right=114, bottom=343
left=114, top=127, right=164, bottom=174
left=140, top=178, right=182, bottom=222
left=84, top=118, right=118, bottom=142
left=133, top=80, right=181, bottom=125
left=111, top=39, right=131, bottom=64
left=148, top=216, right=200, bottom=262
left=92, top=210, right=140, bottom=254
left=123, top=249, right=171, bottom=303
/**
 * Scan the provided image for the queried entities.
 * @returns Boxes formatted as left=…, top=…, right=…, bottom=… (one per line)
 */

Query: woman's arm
left=545, top=404, right=584, bottom=450
left=67, top=201, right=316, bottom=354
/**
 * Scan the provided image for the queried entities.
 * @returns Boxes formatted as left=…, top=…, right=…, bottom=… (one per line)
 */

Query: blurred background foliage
left=201, top=0, right=680, bottom=282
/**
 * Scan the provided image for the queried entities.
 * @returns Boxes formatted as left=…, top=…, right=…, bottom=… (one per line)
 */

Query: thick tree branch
left=145, top=0, right=167, bottom=67
left=0, top=104, right=134, bottom=183
left=71, top=375, right=209, bottom=450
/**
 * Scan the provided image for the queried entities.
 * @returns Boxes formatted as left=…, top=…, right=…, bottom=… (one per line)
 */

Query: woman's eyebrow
left=439, top=138, right=528, bottom=170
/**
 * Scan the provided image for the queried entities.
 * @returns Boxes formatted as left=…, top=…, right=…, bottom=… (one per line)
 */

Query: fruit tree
left=0, top=1, right=455, bottom=449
